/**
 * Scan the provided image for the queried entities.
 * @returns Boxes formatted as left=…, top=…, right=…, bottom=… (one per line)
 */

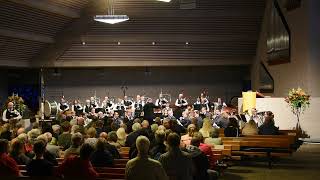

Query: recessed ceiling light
left=186, top=42, right=189, bottom=45
left=82, top=41, right=86, bottom=45
left=94, top=15, right=129, bottom=24
left=157, top=0, right=171, bottom=2
left=118, top=41, right=121, bottom=45
left=152, top=42, right=156, bottom=45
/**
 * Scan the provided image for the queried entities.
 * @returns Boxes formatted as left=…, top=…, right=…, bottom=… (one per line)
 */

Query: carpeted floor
left=220, top=143, right=320, bottom=180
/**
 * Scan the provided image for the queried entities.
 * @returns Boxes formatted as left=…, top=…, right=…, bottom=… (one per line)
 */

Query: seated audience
left=192, top=133, right=215, bottom=168
left=108, top=131, right=121, bottom=149
left=58, top=121, right=72, bottom=150
left=0, top=124, right=12, bottom=141
left=215, top=111, right=229, bottom=129
left=57, top=143, right=98, bottom=179
left=126, top=136, right=168, bottom=180
left=27, top=140, right=54, bottom=176
left=159, top=133, right=194, bottom=180
left=64, top=132, right=83, bottom=158
left=44, top=132, right=60, bottom=158
left=181, top=124, right=197, bottom=147
left=10, top=139, right=31, bottom=165
left=259, top=111, right=279, bottom=135
left=36, top=135, right=58, bottom=165
left=85, top=127, right=98, bottom=146
left=224, top=117, right=240, bottom=137
left=150, top=130, right=167, bottom=160
left=116, top=127, right=127, bottom=147
left=0, top=139, right=21, bottom=177
left=241, top=119, right=259, bottom=136
left=91, top=138, right=113, bottom=167
left=204, top=128, right=222, bottom=146
left=185, top=135, right=216, bottom=180
left=199, top=118, right=214, bottom=138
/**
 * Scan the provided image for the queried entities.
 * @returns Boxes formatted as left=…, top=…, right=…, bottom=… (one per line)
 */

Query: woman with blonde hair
left=241, top=119, right=259, bottom=136
left=180, top=124, right=197, bottom=147
left=199, top=118, right=214, bottom=138
left=116, top=127, right=127, bottom=147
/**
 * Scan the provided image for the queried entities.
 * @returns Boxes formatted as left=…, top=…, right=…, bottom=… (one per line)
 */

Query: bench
left=221, top=134, right=298, bottom=168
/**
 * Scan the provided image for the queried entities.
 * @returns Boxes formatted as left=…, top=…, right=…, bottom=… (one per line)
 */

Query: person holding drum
left=2, top=102, right=22, bottom=129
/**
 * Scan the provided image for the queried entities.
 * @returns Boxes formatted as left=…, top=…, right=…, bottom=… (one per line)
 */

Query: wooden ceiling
left=0, top=0, right=266, bottom=67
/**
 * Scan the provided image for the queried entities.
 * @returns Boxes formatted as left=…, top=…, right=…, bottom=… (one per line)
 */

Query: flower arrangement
left=285, top=88, right=310, bottom=138
left=285, top=87, right=310, bottom=116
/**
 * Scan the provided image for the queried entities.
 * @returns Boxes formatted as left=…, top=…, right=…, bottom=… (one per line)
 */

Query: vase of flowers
left=285, top=88, right=310, bottom=138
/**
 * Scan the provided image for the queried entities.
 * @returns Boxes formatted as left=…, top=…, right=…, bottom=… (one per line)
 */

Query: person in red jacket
left=57, top=143, right=98, bottom=179
left=0, top=139, right=21, bottom=177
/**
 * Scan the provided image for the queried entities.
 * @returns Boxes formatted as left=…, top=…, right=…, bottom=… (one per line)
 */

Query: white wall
left=239, top=97, right=320, bottom=140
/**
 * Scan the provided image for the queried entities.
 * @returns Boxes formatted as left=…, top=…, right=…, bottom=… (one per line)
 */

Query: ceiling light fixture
left=157, top=0, right=171, bottom=2
left=94, top=0, right=129, bottom=24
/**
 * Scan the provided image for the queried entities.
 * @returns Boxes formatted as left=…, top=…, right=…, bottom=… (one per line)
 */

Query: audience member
left=85, top=127, right=98, bottom=146
left=116, top=127, right=127, bottom=147
left=91, top=138, right=113, bottom=167
left=9, top=139, right=31, bottom=165
left=27, top=140, right=54, bottom=176
left=259, top=111, right=279, bottom=135
left=64, top=132, right=83, bottom=158
left=126, top=136, right=168, bottom=180
left=241, top=119, right=259, bottom=136
left=44, top=132, right=60, bottom=158
left=0, top=139, right=21, bottom=177
left=181, top=124, right=197, bottom=147
left=204, top=128, right=222, bottom=146
left=159, top=133, right=194, bottom=180
left=108, top=131, right=121, bottom=149
left=224, top=117, right=239, bottom=137
left=150, top=130, right=167, bottom=160
left=58, top=121, right=72, bottom=150
left=199, top=118, right=214, bottom=138
left=57, top=143, right=98, bottom=179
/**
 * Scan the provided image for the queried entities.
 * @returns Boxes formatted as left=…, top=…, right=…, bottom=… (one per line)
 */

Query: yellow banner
left=242, top=91, right=256, bottom=115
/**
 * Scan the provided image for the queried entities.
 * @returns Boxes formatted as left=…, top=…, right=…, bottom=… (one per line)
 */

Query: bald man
left=2, top=102, right=22, bottom=128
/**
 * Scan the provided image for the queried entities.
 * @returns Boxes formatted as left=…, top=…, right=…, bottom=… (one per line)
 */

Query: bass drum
left=44, top=100, right=58, bottom=117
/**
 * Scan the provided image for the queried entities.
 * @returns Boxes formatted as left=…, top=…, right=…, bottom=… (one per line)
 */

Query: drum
left=44, top=100, right=58, bottom=117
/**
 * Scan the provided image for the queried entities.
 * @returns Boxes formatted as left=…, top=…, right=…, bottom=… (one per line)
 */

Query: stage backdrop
left=43, top=66, right=249, bottom=104
left=238, top=97, right=320, bottom=140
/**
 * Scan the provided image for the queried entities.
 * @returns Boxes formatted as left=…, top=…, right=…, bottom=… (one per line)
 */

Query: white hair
left=136, top=136, right=150, bottom=155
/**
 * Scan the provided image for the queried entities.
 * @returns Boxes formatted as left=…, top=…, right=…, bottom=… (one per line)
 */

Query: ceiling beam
left=30, top=1, right=102, bottom=67
left=50, top=59, right=252, bottom=67
left=0, top=28, right=54, bottom=43
left=8, top=0, right=80, bottom=18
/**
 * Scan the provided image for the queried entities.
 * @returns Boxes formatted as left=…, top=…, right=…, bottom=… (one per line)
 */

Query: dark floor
left=220, top=143, right=320, bottom=180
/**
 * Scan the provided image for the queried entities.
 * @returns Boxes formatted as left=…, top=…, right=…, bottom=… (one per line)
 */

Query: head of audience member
left=264, top=111, right=275, bottom=125
left=36, top=134, right=49, bottom=145
left=0, top=139, right=9, bottom=155
left=61, top=121, right=71, bottom=133
left=228, top=117, right=239, bottom=128
left=96, top=120, right=104, bottom=129
left=201, top=118, right=212, bottom=131
left=151, top=124, right=159, bottom=133
left=27, top=129, right=41, bottom=144
left=133, top=118, right=141, bottom=124
left=209, top=128, right=219, bottom=139
left=136, top=136, right=150, bottom=158
left=17, top=133, right=28, bottom=144
left=158, top=125, right=166, bottom=131
left=95, top=138, right=107, bottom=152
left=10, top=139, right=25, bottom=157
left=99, top=132, right=108, bottom=140
left=187, top=124, right=197, bottom=137
left=71, top=125, right=80, bottom=134
left=107, top=131, right=118, bottom=143
left=191, top=132, right=204, bottom=147
left=44, top=132, right=53, bottom=144
left=163, top=118, right=170, bottom=129
left=16, top=128, right=25, bottom=136
left=132, top=123, right=142, bottom=132
left=1, top=123, right=10, bottom=133
left=141, top=120, right=149, bottom=129
left=155, top=130, right=166, bottom=144
left=167, top=133, right=180, bottom=150
left=71, top=132, right=83, bottom=147
left=247, top=119, right=257, bottom=127
left=80, top=143, right=95, bottom=160
left=154, top=117, right=161, bottom=125
left=86, top=127, right=97, bottom=138
left=33, top=140, right=46, bottom=158
left=116, top=127, right=126, bottom=141
left=77, top=117, right=85, bottom=126
left=52, top=125, right=60, bottom=135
